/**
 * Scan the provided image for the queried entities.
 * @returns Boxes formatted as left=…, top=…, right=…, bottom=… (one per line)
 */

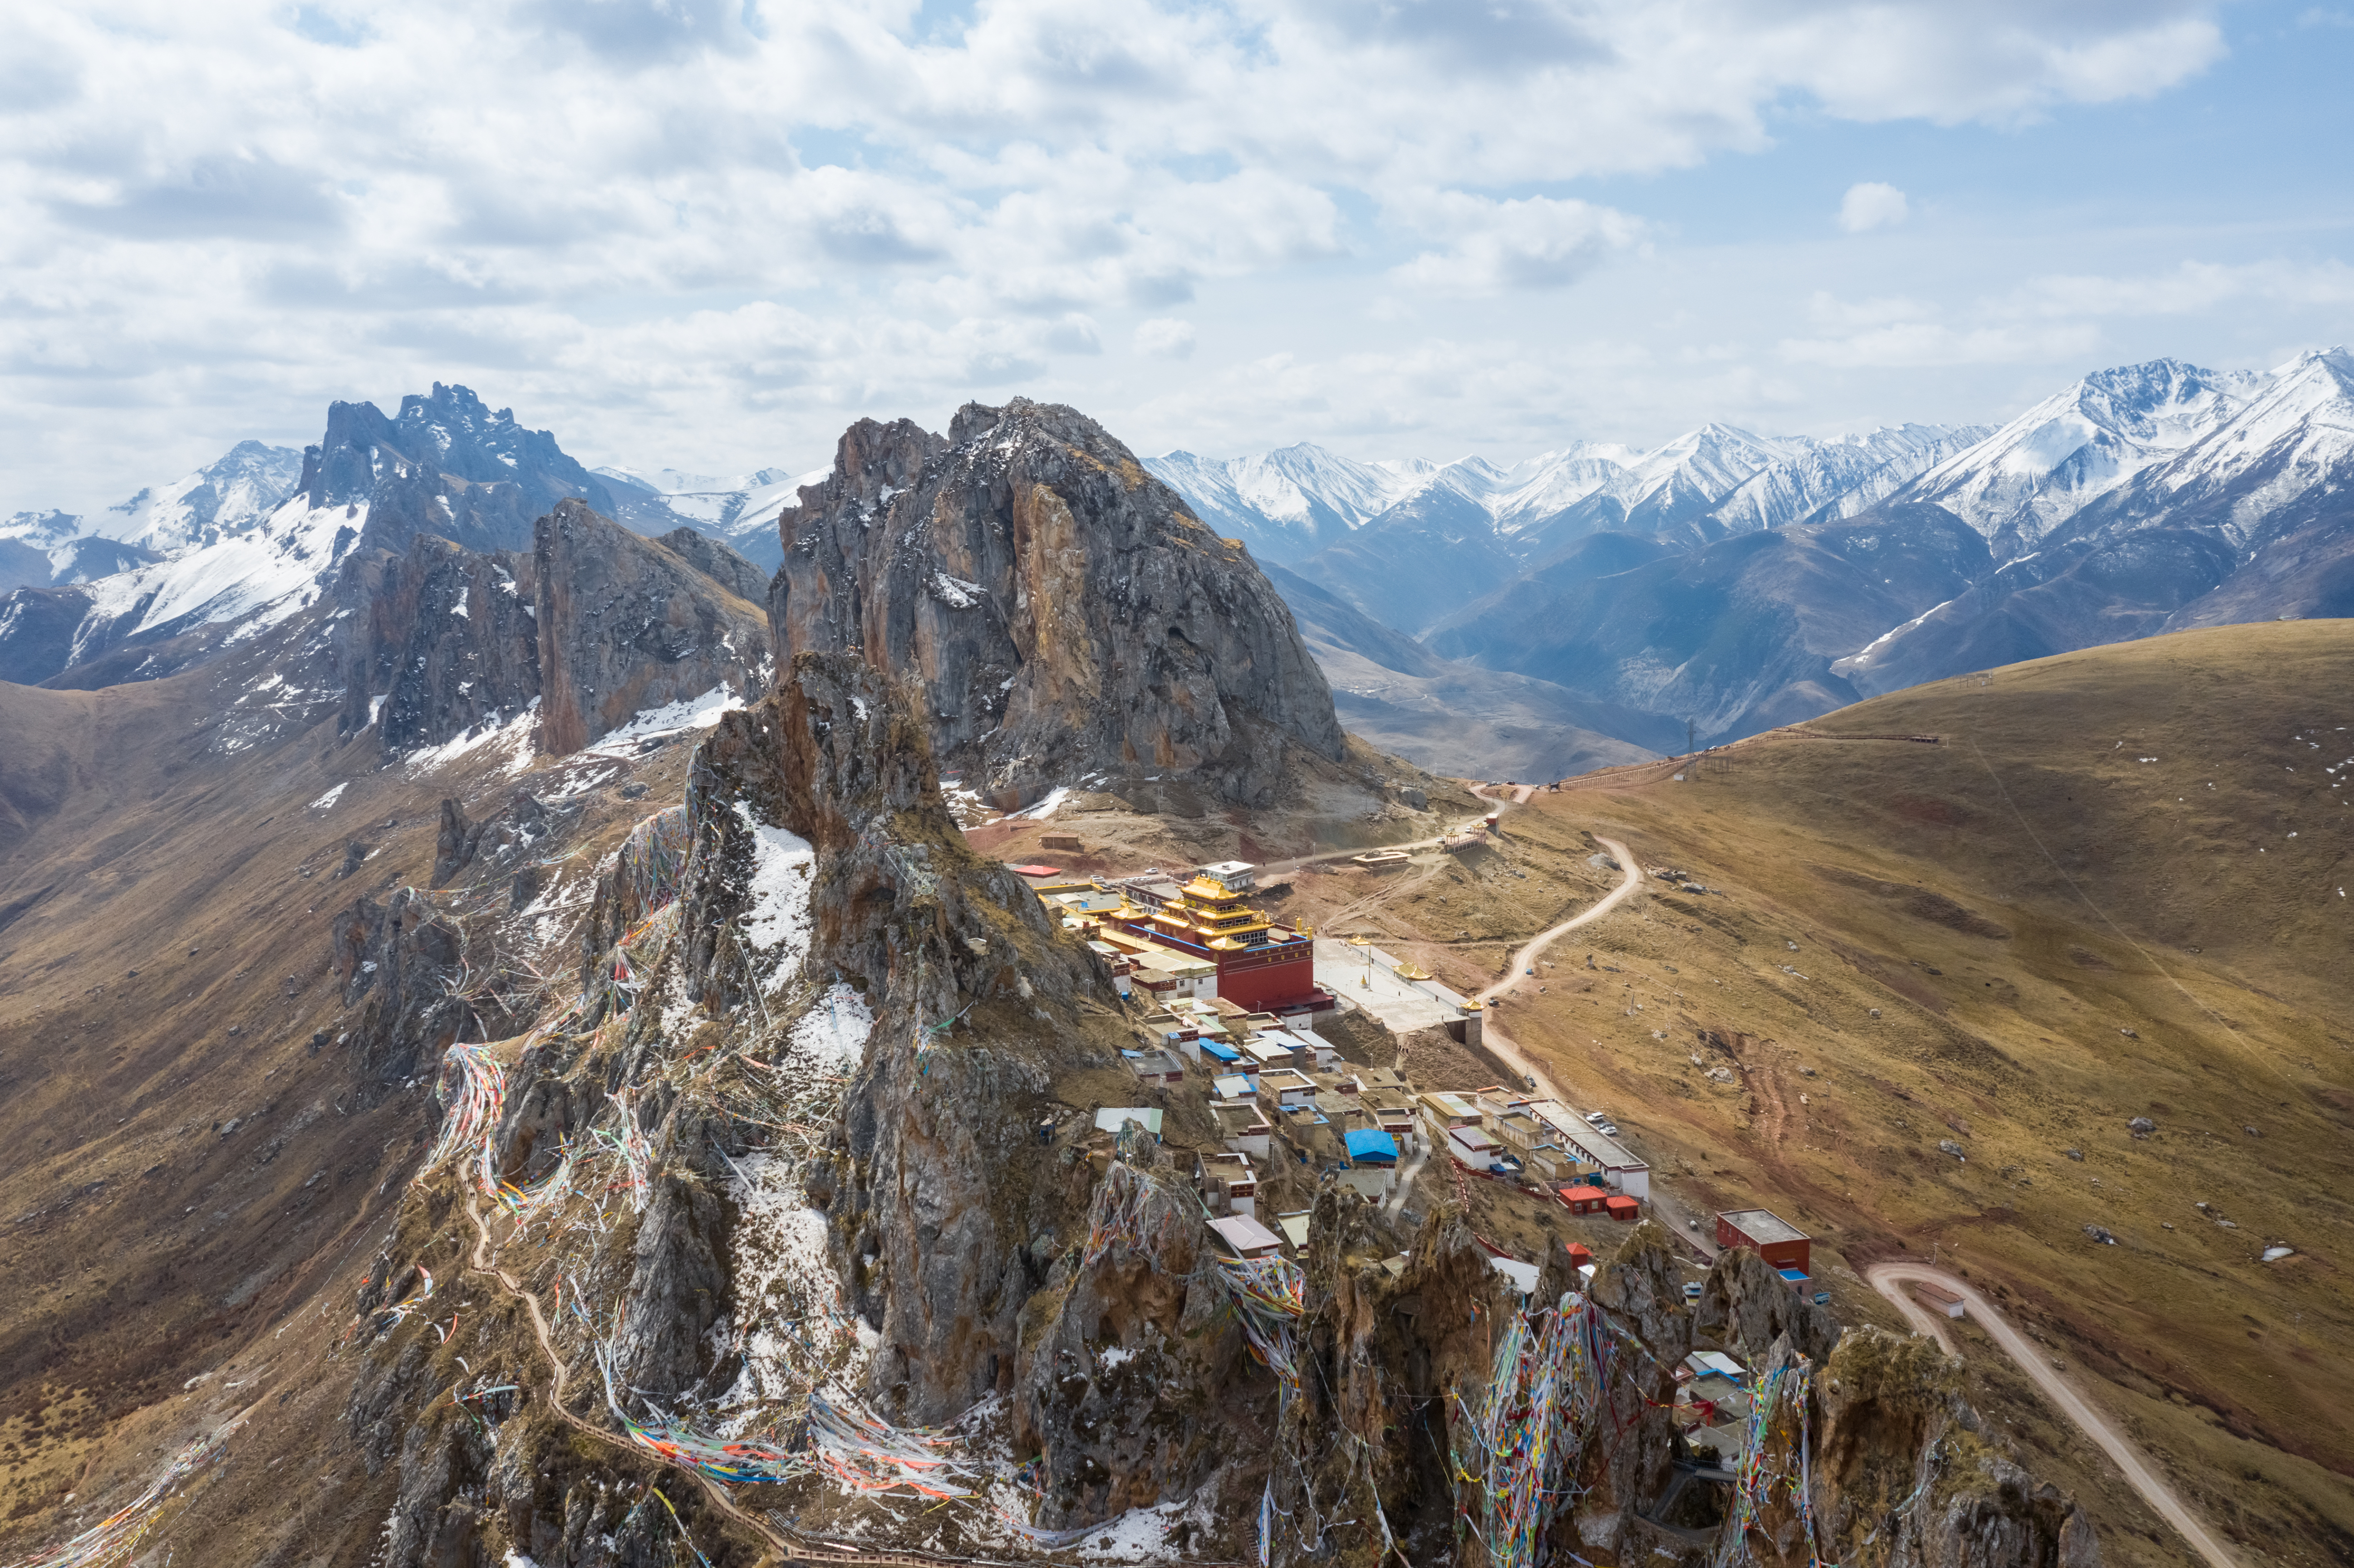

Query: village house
left=1197, top=1150, right=1258, bottom=1218
left=1123, top=1048, right=1186, bottom=1088
left=1211, top=1099, right=1273, bottom=1160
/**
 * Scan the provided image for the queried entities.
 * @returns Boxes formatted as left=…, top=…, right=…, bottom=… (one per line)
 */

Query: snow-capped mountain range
left=1146, top=421, right=1991, bottom=571
left=0, top=385, right=785, bottom=687
left=594, top=465, right=823, bottom=571
left=4, top=350, right=2347, bottom=765
left=0, top=439, right=308, bottom=596
left=1150, top=347, right=2354, bottom=749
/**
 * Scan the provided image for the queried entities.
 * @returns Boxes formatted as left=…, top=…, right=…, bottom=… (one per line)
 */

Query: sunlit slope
left=1433, top=621, right=2351, bottom=1563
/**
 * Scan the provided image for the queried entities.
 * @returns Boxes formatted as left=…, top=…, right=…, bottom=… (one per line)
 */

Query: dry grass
left=1302, top=622, right=2354, bottom=1567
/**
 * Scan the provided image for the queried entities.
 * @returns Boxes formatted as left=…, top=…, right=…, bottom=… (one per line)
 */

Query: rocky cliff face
left=334, top=535, right=541, bottom=748
left=535, top=500, right=771, bottom=756
left=771, top=398, right=1345, bottom=807
left=323, top=500, right=771, bottom=758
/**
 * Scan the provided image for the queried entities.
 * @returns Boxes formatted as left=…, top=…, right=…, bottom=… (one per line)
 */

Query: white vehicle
left=1584, top=1111, right=1609, bottom=1125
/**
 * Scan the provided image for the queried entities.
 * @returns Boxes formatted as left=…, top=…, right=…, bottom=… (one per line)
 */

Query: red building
left=1106, top=868, right=1332, bottom=1019
left=1715, top=1209, right=1811, bottom=1276
left=1560, top=1185, right=1610, bottom=1215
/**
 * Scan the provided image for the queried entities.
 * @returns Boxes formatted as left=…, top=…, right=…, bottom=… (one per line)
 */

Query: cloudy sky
left=6, top=0, right=2353, bottom=509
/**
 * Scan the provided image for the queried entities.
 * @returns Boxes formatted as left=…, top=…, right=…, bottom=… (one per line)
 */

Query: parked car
left=1584, top=1111, right=1608, bottom=1125
left=1523, top=1073, right=1538, bottom=1090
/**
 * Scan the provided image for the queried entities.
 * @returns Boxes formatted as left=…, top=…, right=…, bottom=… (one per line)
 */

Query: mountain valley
left=0, top=387, right=2345, bottom=1568
left=1144, top=351, right=2354, bottom=778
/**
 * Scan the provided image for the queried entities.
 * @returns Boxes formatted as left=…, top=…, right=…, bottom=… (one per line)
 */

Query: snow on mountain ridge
left=1899, top=356, right=2267, bottom=554
left=1706, top=423, right=1994, bottom=535
left=105, top=440, right=306, bottom=554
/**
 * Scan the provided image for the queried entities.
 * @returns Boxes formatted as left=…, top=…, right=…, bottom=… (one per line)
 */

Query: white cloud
left=1392, top=193, right=1646, bottom=295
left=1134, top=318, right=1197, bottom=359
left=0, top=0, right=2260, bottom=501
left=1781, top=319, right=2100, bottom=368
left=2005, top=259, right=2354, bottom=317
left=1838, top=182, right=1910, bottom=233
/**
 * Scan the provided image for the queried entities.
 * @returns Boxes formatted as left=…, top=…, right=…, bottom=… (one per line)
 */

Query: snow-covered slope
left=104, top=441, right=304, bottom=553
left=592, top=463, right=816, bottom=570
left=1836, top=348, right=2354, bottom=691
left=0, top=509, right=157, bottom=592
left=2064, top=347, right=2354, bottom=550
left=1897, top=359, right=2264, bottom=556
left=1705, top=424, right=1993, bottom=535
left=3, top=439, right=298, bottom=589
left=1141, top=443, right=1423, bottom=561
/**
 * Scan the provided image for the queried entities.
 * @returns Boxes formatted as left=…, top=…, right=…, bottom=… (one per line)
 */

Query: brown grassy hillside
left=0, top=637, right=705, bottom=1559
left=1290, top=621, right=2352, bottom=1568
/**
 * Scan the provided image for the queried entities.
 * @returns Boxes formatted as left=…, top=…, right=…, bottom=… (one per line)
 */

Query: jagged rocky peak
left=298, top=381, right=619, bottom=557
left=772, top=397, right=1345, bottom=807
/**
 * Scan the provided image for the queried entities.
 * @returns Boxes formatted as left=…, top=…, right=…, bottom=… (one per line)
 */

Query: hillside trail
left=1466, top=822, right=1643, bottom=1103
left=1864, top=1262, right=2238, bottom=1568
left=1256, top=802, right=1500, bottom=880
left=1450, top=801, right=1730, bottom=1252
left=459, top=1196, right=796, bottom=1568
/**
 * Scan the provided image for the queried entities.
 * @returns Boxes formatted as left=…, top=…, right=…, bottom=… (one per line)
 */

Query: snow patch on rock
left=736, top=803, right=816, bottom=966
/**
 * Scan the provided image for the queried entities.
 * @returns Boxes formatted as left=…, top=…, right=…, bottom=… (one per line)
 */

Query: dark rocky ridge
left=771, top=398, right=1345, bottom=807
left=535, top=500, right=770, bottom=756
left=334, top=534, right=541, bottom=749
left=325, top=502, right=770, bottom=757
left=303, top=382, right=619, bottom=559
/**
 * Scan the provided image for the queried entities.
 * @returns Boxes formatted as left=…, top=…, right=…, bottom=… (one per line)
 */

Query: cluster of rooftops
left=1042, top=859, right=1817, bottom=1310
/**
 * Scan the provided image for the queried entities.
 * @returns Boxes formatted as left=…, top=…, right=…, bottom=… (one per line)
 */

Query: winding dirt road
left=1424, top=787, right=2236, bottom=1568
left=1865, top=1262, right=2238, bottom=1568
left=1464, top=828, right=1643, bottom=1107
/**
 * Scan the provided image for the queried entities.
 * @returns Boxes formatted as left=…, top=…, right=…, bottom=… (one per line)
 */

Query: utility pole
left=1686, top=716, right=1696, bottom=760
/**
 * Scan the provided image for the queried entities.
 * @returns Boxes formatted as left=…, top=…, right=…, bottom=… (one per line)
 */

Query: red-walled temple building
left=1096, top=866, right=1333, bottom=1019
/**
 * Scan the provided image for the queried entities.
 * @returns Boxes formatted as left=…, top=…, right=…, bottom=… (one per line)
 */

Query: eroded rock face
left=656, top=525, right=770, bottom=605
left=770, top=398, right=1345, bottom=806
left=536, top=499, right=771, bottom=755
left=1698, top=1241, right=1843, bottom=1363
left=1810, top=1327, right=2099, bottom=1568
left=328, top=887, right=475, bottom=1084
left=335, top=534, right=541, bottom=748
left=1010, top=1154, right=1249, bottom=1528
left=683, top=655, right=1114, bottom=1421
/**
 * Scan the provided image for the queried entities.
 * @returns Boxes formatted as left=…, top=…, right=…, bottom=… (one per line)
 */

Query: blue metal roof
left=1345, top=1128, right=1399, bottom=1162
left=1199, top=1040, right=1241, bottom=1062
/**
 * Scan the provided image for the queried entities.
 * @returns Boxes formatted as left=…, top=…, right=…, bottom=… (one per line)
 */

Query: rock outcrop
left=771, top=398, right=1345, bottom=807
left=674, top=653, right=1113, bottom=1418
left=535, top=500, right=771, bottom=756
left=328, top=887, right=479, bottom=1084
left=334, top=534, right=541, bottom=748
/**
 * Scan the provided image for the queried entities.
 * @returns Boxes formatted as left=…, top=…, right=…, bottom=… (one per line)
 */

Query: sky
left=5, top=0, right=2354, bottom=511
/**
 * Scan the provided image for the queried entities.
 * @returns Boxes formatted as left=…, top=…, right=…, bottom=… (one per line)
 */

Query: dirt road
left=1865, top=1262, right=2238, bottom=1568
left=1463, top=834, right=1642, bottom=1106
